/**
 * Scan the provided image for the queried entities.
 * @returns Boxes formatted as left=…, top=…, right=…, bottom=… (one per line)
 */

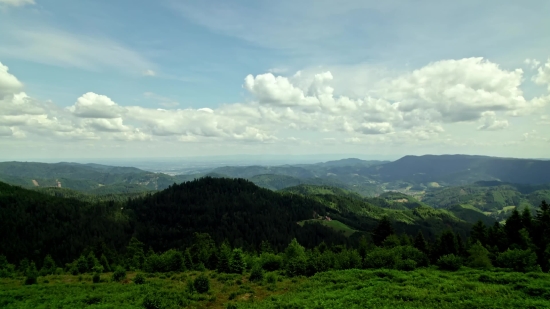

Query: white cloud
left=142, top=69, right=156, bottom=77
left=379, top=58, right=527, bottom=122
left=0, top=0, right=34, bottom=7
left=525, top=58, right=541, bottom=70
left=477, top=111, right=509, bottom=131
left=0, top=29, right=153, bottom=73
left=69, top=92, right=127, bottom=119
left=0, top=62, right=23, bottom=96
left=533, top=58, right=550, bottom=90
left=0, top=126, right=13, bottom=136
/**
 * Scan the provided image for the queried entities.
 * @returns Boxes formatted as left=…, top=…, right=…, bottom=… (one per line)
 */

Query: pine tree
left=413, top=231, right=428, bottom=254
left=521, top=207, right=533, bottom=234
left=487, top=222, right=507, bottom=252
left=217, top=242, right=231, bottom=273
left=40, top=255, right=56, bottom=276
left=470, top=221, right=487, bottom=245
left=229, top=248, right=246, bottom=274
left=283, top=239, right=307, bottom=277
left=99, top=254, right=111, bottom=272
left=86, top=251, right=99, bottom=272
left=372, top=216, right=395, bottom=246
left=125, top=237, right=145, bottom=270
left=504, top=209, right=523, bottom=248
left=184, top=248, right=194, bottom=271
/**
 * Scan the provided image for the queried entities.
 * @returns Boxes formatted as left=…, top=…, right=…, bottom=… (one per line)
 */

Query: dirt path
left=32, top=179, right=39, bottom=186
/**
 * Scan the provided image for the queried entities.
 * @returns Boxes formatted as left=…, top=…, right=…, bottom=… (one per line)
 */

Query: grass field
left=2, top=268, right=550, bottom=308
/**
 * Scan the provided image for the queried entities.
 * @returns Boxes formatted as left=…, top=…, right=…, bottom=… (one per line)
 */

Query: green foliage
left=396, top=259, right=417, bottom=271
left=265, top=272, right=277, bottom=284
left=259, top=253, right=283, bottom=271
left=229, top=249, right=246, bottom=274
left=0, top=255, right=15, bottom=278
left=249, top=263, right=264, bottom=282
left=24, top=262, right=38, bottom=285
left=134, top=273, right=146, bottom=284
left=372, top=216, right=394, bottom=246
left=437, top=254, right=463, bottom=271
left=112, top=266, right=126, bottom=282
left=467, top=241, right=492, bottom=269
left=217, top=242, right=232, bottom=273
left=99, top=254, right=111, bottom=272
left=125, top=237, right=145, bottom=270
left=364, top=248, right=399, bottom=269
left=39, top=255, right=56, bottom=276
left=382, top=234, right=401, bottom=248
left=92, top=273, right=100, bottom=283
left=193, top=273, right=210, bottom=293
left=284, top=239, right=307, bottom=277
left=496, top=249, right=539, bottom=272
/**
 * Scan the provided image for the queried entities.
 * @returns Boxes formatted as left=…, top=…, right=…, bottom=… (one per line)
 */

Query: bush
left=467, top=242, right=492, bottom=269
left=226, top=303, right=238, bottom=309
left=134, top=273, right=146, bottom=284
left=92, top=273, right=101, bottom=283
left=249, top=264, right=264, bottom=282
left=437, top=254, right=463, bottom=271
left=142, top=292, right=164, bottom=309
left=364, top=248, right=399, bottom=269
left=266, top=272, right=277, bottom=284
left=229, top=249, right=246, bottom=274
left=24, top=262, right=38, bottom=285
left=496, top=249, right=539, bottom=272
left=193, top=273, right=210, bottom=293
left=112, top=266, right=126, bottom=282
left=396, top=259, right=417, bottom=271
left=260, top=253, right=283, bottom=271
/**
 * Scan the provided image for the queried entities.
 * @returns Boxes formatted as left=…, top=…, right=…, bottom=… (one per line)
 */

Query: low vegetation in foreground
left=2, top=268, right=550, bottom=308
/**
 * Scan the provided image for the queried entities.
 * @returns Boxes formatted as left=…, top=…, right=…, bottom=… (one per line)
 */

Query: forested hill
left=0, top=177, right=479, bottom=267
left=365, top=155, right=550, bottom=185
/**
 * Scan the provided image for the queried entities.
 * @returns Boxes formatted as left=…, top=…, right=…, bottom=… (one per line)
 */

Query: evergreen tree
left=432, top=231, right=457, bottom=261
left=372, top=216, right=395, bottom=246
left=413, top=230, right=428, bottom=254
left=521, top=207, right=533, bottom=234
left=99, top=254, right=111, bottom=272
left=217, top=242, right=231, bottom=273
left=504, top=209, right=523, bottom=248
left=283, top=239, right=307, bottom=276
left=39, top=255, right=56, bottom=276
left=229, top=248, right=246, bottom=274
left=76, top=255, right=88, bottom=274
left=86, top=251, right=99, bottom=272
left=184, top=248, right=194, bottom=271
left=24, top=262, right=38, bottom=285
left=125, top=237, right=145, bottom=270
left=456, top=234, right=466, bottom=257
left=487, top=222, right=507, bottom=252
left=470, top=221, right=488, bottom=245
left=260, top=240, right=274, bottom=254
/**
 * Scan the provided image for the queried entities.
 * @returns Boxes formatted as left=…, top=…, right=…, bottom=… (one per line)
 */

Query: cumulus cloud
left=379, top=58, right=527, bottom=122
left=0, top=0, right=34, bottom=7
left=533, top=59, right=550, bottom=90
left=0, top=62, right=23, bottom=96
left=477, top=111, right=509, bottom=131
left=69, top=92, right=127, bottom=118
left=0, top=126, right=13, bottom=136
left=2, top=56, right=549, bottom=150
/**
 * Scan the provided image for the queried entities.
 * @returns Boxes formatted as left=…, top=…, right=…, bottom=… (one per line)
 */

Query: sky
left=0, top=0, right=549, bottom=161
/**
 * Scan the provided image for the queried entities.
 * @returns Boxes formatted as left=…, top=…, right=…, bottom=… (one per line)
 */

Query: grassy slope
left=298, top=219, right=358, bottom=237
left=2, top=269, right=550, bottom=308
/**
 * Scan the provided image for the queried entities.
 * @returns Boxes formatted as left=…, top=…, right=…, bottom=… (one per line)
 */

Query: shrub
left=24, top=262, right=38, bottom=285
left=496, top=249, right=539, bottom=272
left=226, top=303, right=239, bottom=309
left=249, top=264, right=264, bottom=282
left=467, top=241, right=492, bottom=269
left=396, top=259, right=417, bottom=271
left=364, top=248, right=399, bottom=269
left=134, top=273, right=146, bottom=284
left=193, top=273, right=210, bottom=293
left=92, top=273, right=101, bottom=283
left=112, top=266, right=126, bottom=282
left=0, top=255, right=15, bottom=278
left=437, top=254, right=463, bottom=271
left=229, top=249, right=246, bottom=274
left=283, top=239, right=307, bottom=276
left=260, top=253, right=283, bottom=271
left=186, top=279, right=195, bottom=294
left=142, top=292, right=164, bottom=309
left=39, top=255, right=56, bottom=276
left=266, top=272, right=277, bottom=284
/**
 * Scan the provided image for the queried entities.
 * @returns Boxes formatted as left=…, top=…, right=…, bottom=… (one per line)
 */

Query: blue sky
left=0, top=0, right=549, bottom=160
